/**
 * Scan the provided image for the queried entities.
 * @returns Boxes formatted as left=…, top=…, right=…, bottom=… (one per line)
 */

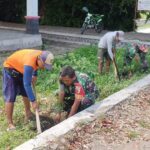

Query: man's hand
left=31, top=101, right=39, bottom=111
left=68, top=99, right=80, bottom=118
left=54, top=113, right=61, bottom=123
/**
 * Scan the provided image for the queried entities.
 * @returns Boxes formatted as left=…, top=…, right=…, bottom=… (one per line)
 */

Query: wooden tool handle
left=32, top=83, right=42, bottom=134
left=36, top=109, right=42, bottom=134
left=113, top=59, right=120, bottom=81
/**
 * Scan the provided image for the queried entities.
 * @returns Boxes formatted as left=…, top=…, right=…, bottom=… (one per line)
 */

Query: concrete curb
left=15, top=74, right=150, bottom=150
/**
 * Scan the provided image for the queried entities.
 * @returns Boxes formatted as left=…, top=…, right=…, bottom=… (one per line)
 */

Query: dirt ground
left=40, top=86, right=150, bottom=150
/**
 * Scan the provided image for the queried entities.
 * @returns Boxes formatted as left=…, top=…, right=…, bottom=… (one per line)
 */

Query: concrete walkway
left=0, top=22, right=42, bottom=52
left=0, top=29, right=42, bottom=51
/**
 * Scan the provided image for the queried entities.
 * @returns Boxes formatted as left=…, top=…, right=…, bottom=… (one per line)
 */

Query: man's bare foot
left=54, top=113, right=61, bottom=124
left=24, top=112, right=35, bottom=123
left=7, top=124, right=16, bottom=131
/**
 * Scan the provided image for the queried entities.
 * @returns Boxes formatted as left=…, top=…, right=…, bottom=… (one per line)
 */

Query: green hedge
left=0, top=0, right=25, bottom=23
left=0, top=0, right=136, bottom=31
left=39, top=0, right=136, bottom=31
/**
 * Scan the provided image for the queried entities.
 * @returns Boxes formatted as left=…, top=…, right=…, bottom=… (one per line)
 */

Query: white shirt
left=98, top=31, right=117, bottom=60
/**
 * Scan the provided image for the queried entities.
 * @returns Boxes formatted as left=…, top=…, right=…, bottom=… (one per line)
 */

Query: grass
left=0, top=45, right=150, bottom=149
left=138, top=23, right=150, bottom=30
left=137, top=12, right=150, bottom=30
left=127, top=131, right=140, bottom=140
left=138, top=120, right=150, bottom=129
left=0, top=96, right=37, bottom=149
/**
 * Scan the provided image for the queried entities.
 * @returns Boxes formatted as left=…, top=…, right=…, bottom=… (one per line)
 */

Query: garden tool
left=112, top=58, right=120, bottom=81
left=32, top=84, right=42, bottom=134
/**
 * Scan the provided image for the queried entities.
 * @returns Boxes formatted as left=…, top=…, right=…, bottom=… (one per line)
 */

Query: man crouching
left=55, top=66, right=99, bottom=122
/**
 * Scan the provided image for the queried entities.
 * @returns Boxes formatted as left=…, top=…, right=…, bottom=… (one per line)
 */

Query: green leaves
left=37, top=45, right=150, bottom=100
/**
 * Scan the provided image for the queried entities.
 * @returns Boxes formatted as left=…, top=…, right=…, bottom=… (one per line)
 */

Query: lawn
left=0, top=45, right=150, bottom=149
left=138, top=23, right=150, bottom=29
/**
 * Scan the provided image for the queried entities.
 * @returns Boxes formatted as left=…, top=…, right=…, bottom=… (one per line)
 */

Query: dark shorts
left=63, top=95, right=94, bottom=113
left=98, top=48, right=111, bottom=61
left=80, top=97, right=95, bottom=111
left=2, top=68, right=27, bottom=102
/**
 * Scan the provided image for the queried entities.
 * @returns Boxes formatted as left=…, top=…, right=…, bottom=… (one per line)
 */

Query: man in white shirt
left=97, top=31, right=124, bottom=77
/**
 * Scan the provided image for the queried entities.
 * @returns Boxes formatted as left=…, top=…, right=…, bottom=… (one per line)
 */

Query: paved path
left=0, top=21, right=150, bottom=42
left=0, top=22, right=42, bottom=52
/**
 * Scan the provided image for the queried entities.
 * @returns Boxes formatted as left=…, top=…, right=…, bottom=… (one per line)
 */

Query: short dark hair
left=60, top=66, right=75, bottom=78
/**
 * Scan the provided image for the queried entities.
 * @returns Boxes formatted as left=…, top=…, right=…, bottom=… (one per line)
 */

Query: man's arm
left=23, top=65, right=38, bottom=110
left=68, top=82, right=85, bottom=117
left=32, top=70, right=38, bottom=85
left=107, top=38, right=120, bottom=79
left=107, top=38, right=114, bottom=60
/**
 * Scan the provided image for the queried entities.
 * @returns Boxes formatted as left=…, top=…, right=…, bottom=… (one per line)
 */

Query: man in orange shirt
left=2, top=49, right=54, bottom=131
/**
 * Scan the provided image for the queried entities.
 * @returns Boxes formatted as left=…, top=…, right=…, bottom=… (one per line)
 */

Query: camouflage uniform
left=123, top=43, right=136, bottom=66
left=135, top=44, right=149, bottom=72
left=124, top=43, right=148, bottom=72
left=59, top=72, right=100, bottom=113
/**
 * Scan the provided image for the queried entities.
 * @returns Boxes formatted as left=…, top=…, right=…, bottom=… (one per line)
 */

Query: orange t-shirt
left=3, top=49, right=42, bottom=74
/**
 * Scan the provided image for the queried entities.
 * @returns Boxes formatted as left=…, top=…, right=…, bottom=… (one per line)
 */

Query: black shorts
left=98, top=48, right=111, bottom=61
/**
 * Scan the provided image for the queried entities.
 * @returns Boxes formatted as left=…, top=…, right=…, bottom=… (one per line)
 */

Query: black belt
left=4, top=67, right=22, bottom=78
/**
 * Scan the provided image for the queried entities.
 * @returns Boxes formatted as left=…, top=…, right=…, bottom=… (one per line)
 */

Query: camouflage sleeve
left=84, top=79, right=100, bottom=101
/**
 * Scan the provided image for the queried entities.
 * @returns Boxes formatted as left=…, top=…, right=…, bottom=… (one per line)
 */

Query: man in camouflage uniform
left=123, top=43, right=148, bottom=76
left=56, top=66, right=99, bottom=121
left=122, top=43, right=148, bottom=77
left=135, top=44, right=149, bottom=72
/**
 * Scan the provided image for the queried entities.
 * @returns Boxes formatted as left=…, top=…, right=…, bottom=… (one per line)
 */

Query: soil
left=42, top=86, right=150, bottom=150
left=28, top=109, right=67, bottom=132
left=28, top=114, right=56, bottom=132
